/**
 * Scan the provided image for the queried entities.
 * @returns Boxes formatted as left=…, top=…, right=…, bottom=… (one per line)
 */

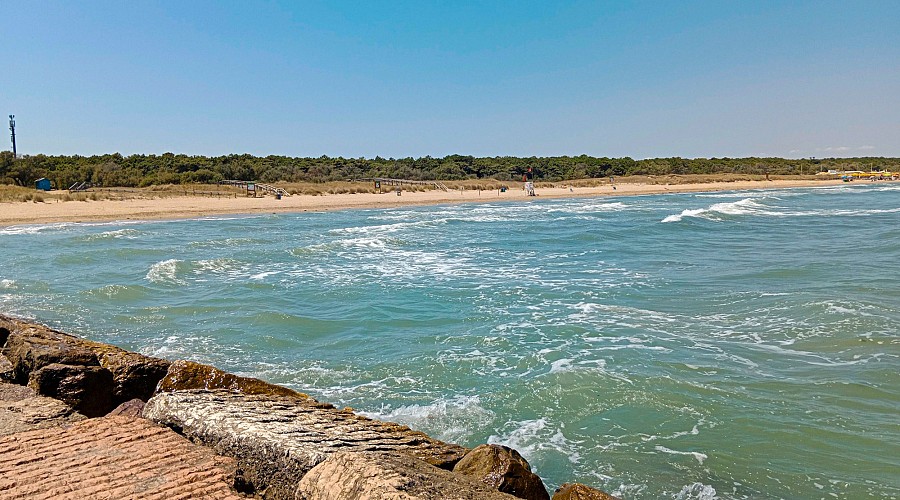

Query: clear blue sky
left=5, top=1, right=899, bottom=159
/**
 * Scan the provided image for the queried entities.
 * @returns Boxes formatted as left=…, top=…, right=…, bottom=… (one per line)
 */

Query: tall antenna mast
left=8, top=115, right=15, bottom=157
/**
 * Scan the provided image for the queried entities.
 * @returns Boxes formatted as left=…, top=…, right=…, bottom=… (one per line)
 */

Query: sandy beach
left=0, top=178, right=856, bottom=227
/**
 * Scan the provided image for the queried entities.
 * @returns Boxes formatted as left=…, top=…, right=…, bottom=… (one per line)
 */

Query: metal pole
left=8, top=115, right=16, bottom=157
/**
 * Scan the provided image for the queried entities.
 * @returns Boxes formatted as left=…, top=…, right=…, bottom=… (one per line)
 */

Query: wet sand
left=0, top=179, right=851, bottom=227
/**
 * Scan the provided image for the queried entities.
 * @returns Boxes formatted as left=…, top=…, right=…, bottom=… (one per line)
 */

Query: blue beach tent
left=35, top=178, right=51, bottom=191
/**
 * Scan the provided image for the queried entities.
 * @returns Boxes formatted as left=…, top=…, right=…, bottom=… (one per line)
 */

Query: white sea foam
left=370, top=210, right=424, bottom=221
left=249, top=270, right=281, bottom=280
left=547, top=201, right=630, bottom=214
left=640, top=424, right=700, bottom=442
left=0, top=220, right=153, bottom=235
left=146, top=259, right=186, bottom=285
left=191, top=215, right=257, bottom=222
left=291, top=236, right=401, bottom=257
left=665, top=194, right=899, bottom=222
left=193, top=258, right=241, bottom=277
left=489, top=418, right=583, bottom=466
left=138, top=333, right=218, bottom=360
left=674, top=482, right=718, bottom=499
left=82, top=228, right=141, bottom=241
left=823, top=302, right=877, bottom=317
left=655, top=445, right=708, bottom=465
left=290, top=241, right=483, bottom=286
left=341, top=236, right=399, bottom=249
left=662, top=198, right=773, bottom=222
left=661, top=208, right=705, bottom=223
left=189, top=237, right=258, bottom=248
left=749, top=342, right=884, bottom=367
left=359, top=395, right=494, bottom=444
left=0, top=222, right=75, bottom=235
left=548, top=358, right=575, bottom=373
left=787, top=206, right=900, bottom=217
left=611, top=483, right=649, bottom=498
left=695, top=191, right=776, bottom=199
left=301, top=374, right=418, bottom=400
left=0, top=279, right=15, bottom=289
left=330, top=219, right=444, bottom=235
left=571, top=302, right=679, bottom=325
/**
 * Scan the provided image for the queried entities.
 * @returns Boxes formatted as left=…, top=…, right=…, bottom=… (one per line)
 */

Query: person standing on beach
left=523, top=167, right=535, bottom=196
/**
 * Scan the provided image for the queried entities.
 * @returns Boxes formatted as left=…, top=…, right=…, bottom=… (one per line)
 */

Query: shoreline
left=0, top=178, right=865, bottom=227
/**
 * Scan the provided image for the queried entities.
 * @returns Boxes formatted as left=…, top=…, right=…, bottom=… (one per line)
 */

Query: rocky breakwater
left=0, top=314, right=170, bottom=417
left=0, top=314, right=620, bottom=499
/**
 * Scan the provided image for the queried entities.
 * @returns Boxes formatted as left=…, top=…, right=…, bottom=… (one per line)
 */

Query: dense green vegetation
left=1, top=150, right=898, bottom=188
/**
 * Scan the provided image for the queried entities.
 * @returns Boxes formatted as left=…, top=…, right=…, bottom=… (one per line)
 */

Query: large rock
left=0, top=381, right=87, bottom=436
left=144, top=390, right=469, bottom=500
left=551, top=483, right=621, bottom=500
left=2, top=321, right=99, bottom=384
left=0, top=315, right=171, bottom=409
left=98, top=350, right=170, bottom=403
left=107, top=397, right=146, bottom=417
left=27, top=362, right=115, bottom=417
left=453, top=444, right=549, bottom=500
left=296, top=451, right=519, bottom=500
left=0, top=415, right=244, bottom=499
left=156, top=359, right=304, bottom=398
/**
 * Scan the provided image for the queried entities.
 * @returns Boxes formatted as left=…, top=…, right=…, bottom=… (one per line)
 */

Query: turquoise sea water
left=1, top=184, right=898, bottom=499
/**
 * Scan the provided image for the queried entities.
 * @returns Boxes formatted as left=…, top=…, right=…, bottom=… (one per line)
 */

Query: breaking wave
left=145, top=259, right=187, bottom=285
left=359, top=395, right=495, bottom=444
left=661, top=198, right=772, bottom=222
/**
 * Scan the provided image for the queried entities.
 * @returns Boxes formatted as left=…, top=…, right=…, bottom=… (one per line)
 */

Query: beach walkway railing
left=219, top=180, right=289, bottom=197
left=357, top=178, right=449, bottom=192
left=256, top=183, right=290, bottom=197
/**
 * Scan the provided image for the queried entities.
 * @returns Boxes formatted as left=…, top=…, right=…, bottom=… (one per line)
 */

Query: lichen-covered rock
left=296, top=451, right=519, bottom=500
left=551, top=483, right=621, bottom=500
left=27, top=362, right=115, bottom=417
left=107, top=397, right=146, bottom=417
left=453, top=444, right=550, bottom=500
left=0, top=381, right=86, bottom=436
left=144, top=389, right=469, bottom=500
left=155, top=359, right=305, bottom=398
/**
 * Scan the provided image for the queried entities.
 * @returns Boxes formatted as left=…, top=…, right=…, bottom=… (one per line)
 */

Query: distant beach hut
left=35, top=178, right=51, bottom=191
